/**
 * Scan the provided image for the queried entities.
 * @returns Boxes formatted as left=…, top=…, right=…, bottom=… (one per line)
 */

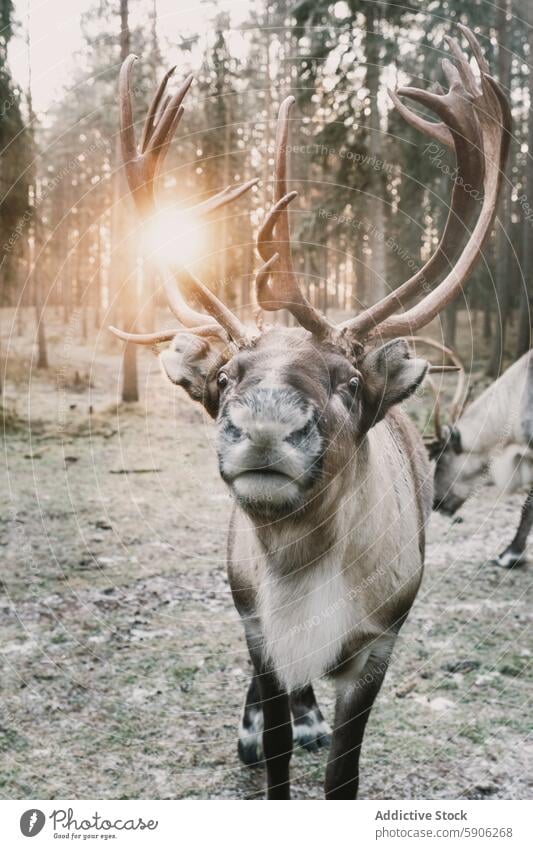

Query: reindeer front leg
left=325, top=647, right=392, bottom=800
left=494, top=485, right=533, bottom=568
left=245, top=630, right=293, bottom=800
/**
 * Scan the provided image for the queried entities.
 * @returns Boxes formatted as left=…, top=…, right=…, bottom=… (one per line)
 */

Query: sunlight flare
left=145, top=206, right=207, bottom=268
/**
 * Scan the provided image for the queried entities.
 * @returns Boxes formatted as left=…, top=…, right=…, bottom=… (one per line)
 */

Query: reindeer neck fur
left=251, top=435, right=370, bottom=578
left=234, top=414, right=427, bottom=693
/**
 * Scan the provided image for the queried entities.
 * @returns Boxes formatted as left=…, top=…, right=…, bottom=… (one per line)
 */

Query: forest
left=1, top=0, right=532, bottom=403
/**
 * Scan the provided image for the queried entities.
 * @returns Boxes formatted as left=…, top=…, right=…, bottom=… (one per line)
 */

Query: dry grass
left=0, top=308, right=531, bottom=800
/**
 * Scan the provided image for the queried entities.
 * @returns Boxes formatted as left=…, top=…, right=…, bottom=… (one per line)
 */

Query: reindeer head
left=415, top=337, right=485, bottom=516
left=111, top=27, right=510, bottom=520
left=429, top=424, right=471, bottom=515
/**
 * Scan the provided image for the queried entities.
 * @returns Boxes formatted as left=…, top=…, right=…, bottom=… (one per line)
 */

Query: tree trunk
left=220, top=91, right=232, bottom=303
left=483, top=299, right=492, bottom=341
left=34, top=275, right=49, bottom=369
left=77, top=204, right=88, bottom=341
left=354, top=228, right=368, bottom=310
left=27, top=220, right=49, bottom=369
left=444, top=301, right=457, bottom=348
left=517, top=213, right=532, bottom=356
left=138, top=0, right=162, bottom=333
left=333, top=248, right=340, bottom=314
left=94, top=220, right=102, bottom=328
left=322, top=241, right=329, bottom=313
left=517, top=0, right=533, bottom=356
left=117, top=0, right=138, bottom=402
left=487, top=0, right=512, bottom=376
left=26, top=8, right=48, bottom=369
left=364, top=2, right=386, bottom=303
left=263, top=7, right=272, bottom=208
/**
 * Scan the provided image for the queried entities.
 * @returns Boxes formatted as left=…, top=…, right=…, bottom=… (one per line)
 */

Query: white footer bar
left=2, top=799, right=530, bottom=848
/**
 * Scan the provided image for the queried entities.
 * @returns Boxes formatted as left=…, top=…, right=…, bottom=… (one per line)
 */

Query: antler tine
left=109, top=326, right=181, bottom=345
left=146, top=74, right=193, bottom=158
left=449, top=360, right=467, bottom=422
left=108, top=325, right=225, bottom=346
left=341, top=25, right=510, bottom=342
left=153, top=104, right=184, bottom=178
left=425, top=375, right=443, bottom=441
left=274, top=98, right=293, bottom=230
left=155, top=94, right=172, bottom=129
left=191, top=177, right=259, bottom=217
left=255, top=98, right=335, bottom=338
left=140, top=65, right=177, bottom=153
left=171, top=265, right=249, bottom=345
left=154, top=267, right=223, bottom=337
left=458, top=24, right=490, bottom=74
left=255, top=253, right=281, bottom=310
left=428, top=364, right=462, bottom=373
left=119, top=54, right=139, bottom=172
left=444, top=36, right=481, bottom=98
left=255, top=194, right=297, bottom=310
left=407, top=336, right=466, bottom=436
left=258, top=191, right=298, bottom=262
left=387, top=87, right=454, bottom=149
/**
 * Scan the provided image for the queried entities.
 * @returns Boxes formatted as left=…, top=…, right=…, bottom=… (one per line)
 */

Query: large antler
left=255, top=97, right=336, bottom=338
left=112, top=27, right=510, bottom=355
left=110, top=55, right=257, bottom=347
left=341, top=25, right=511, bottom=340
left=255, top=26, right=510, bottom=351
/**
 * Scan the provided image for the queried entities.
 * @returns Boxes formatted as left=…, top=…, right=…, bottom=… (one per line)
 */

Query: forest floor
left=0, top=308, right=531, bottom=800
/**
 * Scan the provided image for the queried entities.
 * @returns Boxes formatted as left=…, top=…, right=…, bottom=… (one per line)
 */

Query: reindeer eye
left=348, top=376, right=360, bottom=393
left=217, top=371, right=229, bottom=390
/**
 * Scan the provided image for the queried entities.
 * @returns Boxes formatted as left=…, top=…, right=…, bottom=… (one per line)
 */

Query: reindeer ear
left=160, top=333, right=226, bottom=418
left=362, top=338, right=428, bottom=427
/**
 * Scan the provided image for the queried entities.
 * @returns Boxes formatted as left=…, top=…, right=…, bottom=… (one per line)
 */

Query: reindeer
left=109, top=27, right=510, bottom=799
left=421, top=341, right=532, bottom=568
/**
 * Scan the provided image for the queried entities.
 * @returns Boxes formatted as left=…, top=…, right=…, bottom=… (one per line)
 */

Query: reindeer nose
left=247, top=419, right=280, bottom=448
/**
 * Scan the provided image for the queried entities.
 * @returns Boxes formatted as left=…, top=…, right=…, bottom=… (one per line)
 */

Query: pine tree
left=0, top=0, right=30, bottom=303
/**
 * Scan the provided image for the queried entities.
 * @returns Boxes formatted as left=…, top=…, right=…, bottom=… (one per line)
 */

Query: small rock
left=475, top=674, right=496, bottom=687
left=77, top=555, right=94, bottom=569
left=429, top=697, right=456, bottom=712
left=96, top=557, right=115, bottom=567
left=444, top=660, right=480, bottom=674
left=395, top=679, right=417, bottom=698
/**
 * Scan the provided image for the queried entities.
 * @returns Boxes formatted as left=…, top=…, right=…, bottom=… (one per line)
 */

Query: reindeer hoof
left=238, top=709, right=264, bottom=767
left=292, top=714, right=332, bottom=753
left=238, top=709, right=331, bottom=766
left=237, top=736, right=264, bottom=767
left=492, top=549, right=527, bottom=569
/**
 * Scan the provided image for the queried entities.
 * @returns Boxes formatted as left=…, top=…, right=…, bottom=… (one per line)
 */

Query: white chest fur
left=258, top=555, right=358, bottom=692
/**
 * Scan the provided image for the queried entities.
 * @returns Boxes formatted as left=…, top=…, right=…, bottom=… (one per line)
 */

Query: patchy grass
left=0, top=313, right=531, bottom=799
